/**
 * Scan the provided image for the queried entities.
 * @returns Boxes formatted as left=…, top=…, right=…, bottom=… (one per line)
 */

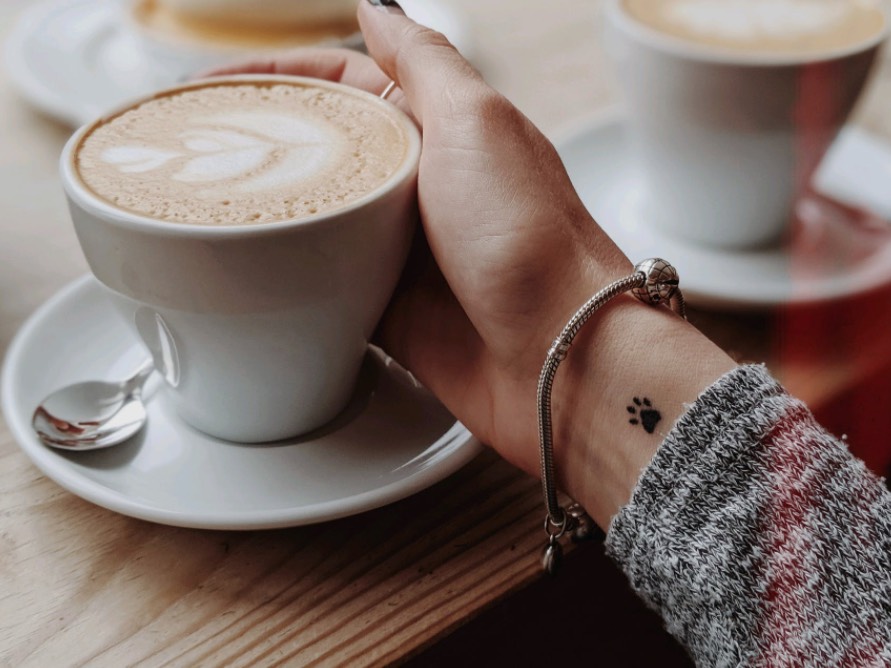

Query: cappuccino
left=62, top=75, right=421, bottom=441
left=132, top=0, right=360, bottom=50
left=75, top=80, right=410, bottom=225
left=153, top=0, right=359, bottom=30
left=622, top=0, right=885, bottom=54
left=607, top=0, right=885, bottom=249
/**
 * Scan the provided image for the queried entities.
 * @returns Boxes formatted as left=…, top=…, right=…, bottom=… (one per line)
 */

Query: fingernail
left=366, top=0, right=404, bottom=14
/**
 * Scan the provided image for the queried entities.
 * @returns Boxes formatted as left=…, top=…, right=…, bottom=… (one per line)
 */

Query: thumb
left=358, top=0, right=485, bottom=125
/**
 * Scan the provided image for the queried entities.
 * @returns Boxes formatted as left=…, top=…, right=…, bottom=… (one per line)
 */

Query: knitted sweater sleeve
left=605, top=364, right=891, bottom=667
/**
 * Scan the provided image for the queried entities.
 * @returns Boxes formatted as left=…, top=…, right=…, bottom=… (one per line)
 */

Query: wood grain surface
left=2, top=1, right=891, bottom=666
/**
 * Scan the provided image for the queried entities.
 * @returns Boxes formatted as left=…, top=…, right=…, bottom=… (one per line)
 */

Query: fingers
left=358, top=1, right=485, bottom=125
left=198, top=48, right=392, bottom=97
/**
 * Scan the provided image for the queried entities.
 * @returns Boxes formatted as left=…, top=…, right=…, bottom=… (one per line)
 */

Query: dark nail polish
left=366, top=0, right=403, bottom=13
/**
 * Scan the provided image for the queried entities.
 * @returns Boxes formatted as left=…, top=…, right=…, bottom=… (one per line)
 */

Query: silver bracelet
left=537, top=258, right=686, bottom=574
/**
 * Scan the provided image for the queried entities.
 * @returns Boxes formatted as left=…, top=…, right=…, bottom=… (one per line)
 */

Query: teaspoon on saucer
left=31, top=359, right=154, bottom=451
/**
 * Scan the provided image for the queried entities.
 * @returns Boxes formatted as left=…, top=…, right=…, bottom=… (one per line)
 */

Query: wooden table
left=2, top=2, right=891, bottom=666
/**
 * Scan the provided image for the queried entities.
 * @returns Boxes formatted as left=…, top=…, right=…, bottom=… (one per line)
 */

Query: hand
left=209, top=1, right=736, bottom=527
left=209, top=5, right=631, bottom=468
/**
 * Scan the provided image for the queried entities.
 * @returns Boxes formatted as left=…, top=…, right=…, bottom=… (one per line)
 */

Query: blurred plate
left=556, top=112, right=891, bottom=308
left=1, top=275, right=482, bottom=529
left=5, top=0, right=476, bottom=127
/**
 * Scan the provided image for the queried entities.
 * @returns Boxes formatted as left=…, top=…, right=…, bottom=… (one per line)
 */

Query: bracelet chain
left=537, top=258, right=686, bottom=575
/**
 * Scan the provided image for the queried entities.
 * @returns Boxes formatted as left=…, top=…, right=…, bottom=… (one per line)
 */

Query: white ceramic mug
left=123, top=0, right=362, bottom=81
left=60, top=75, right=421, bottom=443
left=604, top=0, right=888, bottom=250
left=158, top=0, right=359, bottom=28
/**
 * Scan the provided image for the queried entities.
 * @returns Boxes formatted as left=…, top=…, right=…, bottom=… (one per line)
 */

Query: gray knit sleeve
left=605, top=364, right=891, bottom=667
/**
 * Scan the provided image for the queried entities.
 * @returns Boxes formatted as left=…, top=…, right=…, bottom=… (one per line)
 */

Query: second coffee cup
left=125, top=0, right=362, bottom=81
left=60, top=75, right=421, bottom=443
left=605, top=0, right=888, bottom=250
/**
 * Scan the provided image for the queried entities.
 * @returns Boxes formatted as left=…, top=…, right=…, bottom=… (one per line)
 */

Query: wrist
left=551, top=294, right=736, bottom=529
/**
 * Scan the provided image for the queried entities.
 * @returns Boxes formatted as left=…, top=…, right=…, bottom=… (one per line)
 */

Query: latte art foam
left=76, top=83, right=408, bottom=225
left=623, top=0, right=885, bottom=53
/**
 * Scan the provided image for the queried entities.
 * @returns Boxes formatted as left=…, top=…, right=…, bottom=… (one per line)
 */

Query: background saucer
left=556, top=113, right=891, bottom=308
left=5, top=0, right=476, bottom=128
left=1, top=275, right=482, bottom=529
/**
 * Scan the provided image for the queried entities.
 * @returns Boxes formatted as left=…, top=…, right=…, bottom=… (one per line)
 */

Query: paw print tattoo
left=628, top=397, right=661, bottom=434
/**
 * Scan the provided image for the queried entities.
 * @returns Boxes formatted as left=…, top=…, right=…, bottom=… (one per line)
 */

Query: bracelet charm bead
left=632, top=257, right=680, bottom=306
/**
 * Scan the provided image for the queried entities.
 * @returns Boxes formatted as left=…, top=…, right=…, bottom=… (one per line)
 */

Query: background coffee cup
left=60, top=75, right=421, bottom=443
left=604, top=0, right=888, bottom=250
left=158, top=0, right=359, bottom=29
left=125, top=0, right=362, bottom=81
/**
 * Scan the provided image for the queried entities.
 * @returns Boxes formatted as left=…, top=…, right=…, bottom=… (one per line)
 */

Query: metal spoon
left=31, top=360, right=154, bottom=451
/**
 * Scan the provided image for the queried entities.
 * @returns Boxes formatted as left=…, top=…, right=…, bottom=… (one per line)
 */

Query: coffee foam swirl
left=76, top=83, right=408, bottom=225
left=623, top=0, right=885, bottom=53
left=668, top=0, right=846, bottom=40
left=101, top=113, right=339, bottom=195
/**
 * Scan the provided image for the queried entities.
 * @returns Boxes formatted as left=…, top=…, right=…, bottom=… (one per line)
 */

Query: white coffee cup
left=604, top=0, right=888, bottom=250
left=158, top=0, right=359, bottom=28
left=125, top=0, right=362, bottom=81
left=60, top=75, right=421, bottom=443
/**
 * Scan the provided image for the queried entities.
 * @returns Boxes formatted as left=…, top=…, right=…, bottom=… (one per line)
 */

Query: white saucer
left=1, top=275, right=482, bottom=529
left=5, top=0, right=476, bottom=128
left=555, top=113, right=891, bottom=308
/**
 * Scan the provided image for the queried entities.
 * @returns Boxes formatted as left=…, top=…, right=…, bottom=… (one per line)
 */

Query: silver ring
left=380, top=80, right=397, bottom=101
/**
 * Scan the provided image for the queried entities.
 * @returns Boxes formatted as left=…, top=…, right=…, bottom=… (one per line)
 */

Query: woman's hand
left=209, top=1, right=735, bottom=528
